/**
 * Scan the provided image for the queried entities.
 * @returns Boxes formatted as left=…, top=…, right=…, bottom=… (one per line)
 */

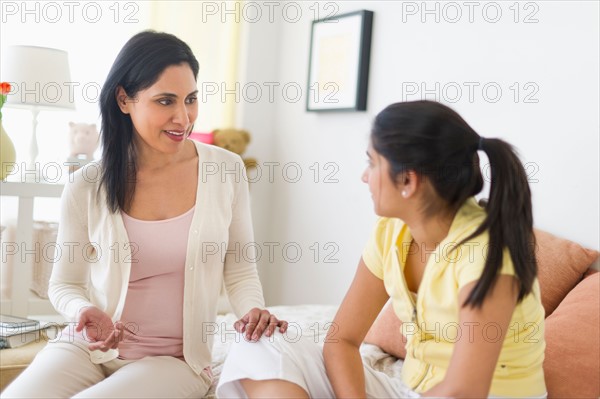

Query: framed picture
left=306, top=10, right=374, bottom=112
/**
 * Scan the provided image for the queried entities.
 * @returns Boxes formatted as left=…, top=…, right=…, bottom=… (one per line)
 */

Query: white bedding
left=205, top=305, right=404, bottom=398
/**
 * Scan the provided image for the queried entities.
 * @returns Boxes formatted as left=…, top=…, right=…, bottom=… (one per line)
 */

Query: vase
left=0, top=119, right=16, bottom=181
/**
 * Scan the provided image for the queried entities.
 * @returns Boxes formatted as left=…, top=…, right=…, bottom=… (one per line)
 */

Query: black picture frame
left=306, top=10, right=373, bottom=112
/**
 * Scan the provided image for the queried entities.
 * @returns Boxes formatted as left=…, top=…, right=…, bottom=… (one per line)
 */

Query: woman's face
left=119, top=63, right=198, bottom=155
left=362, top=144, right=404, bottom=217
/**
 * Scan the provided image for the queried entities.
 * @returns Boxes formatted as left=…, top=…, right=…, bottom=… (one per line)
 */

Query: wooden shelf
left=0, top=181, right=65, bottom=197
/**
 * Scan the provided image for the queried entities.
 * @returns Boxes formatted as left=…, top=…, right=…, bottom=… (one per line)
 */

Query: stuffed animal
left=66, top=122, right=99, bottom=173
left=69, top=122, right=99, bottom=160
left=212, top=128, right=257, bottom=169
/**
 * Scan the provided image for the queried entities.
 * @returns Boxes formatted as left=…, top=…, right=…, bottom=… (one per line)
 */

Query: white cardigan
left=48, top=140, right=265, bottom=374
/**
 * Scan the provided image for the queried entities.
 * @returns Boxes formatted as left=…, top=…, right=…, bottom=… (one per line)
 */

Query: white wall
left=237, top=1, right=600, bottom=306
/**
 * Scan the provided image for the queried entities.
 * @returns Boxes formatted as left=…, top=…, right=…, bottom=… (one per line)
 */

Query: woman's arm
left=323, top=257, right=389, bottom=398
left=48, top=182, right=95, bottom=321
left=222, top=157, right=265, bottom=316
left=422, top=275, right=519, bottom=398
left=222, top=157, right=288, bottom=340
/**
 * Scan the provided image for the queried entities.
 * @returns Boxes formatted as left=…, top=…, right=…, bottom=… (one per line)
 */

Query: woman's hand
left=76, top=306, right=131, bottom=352
left=234, top=308, right=288, bottom=341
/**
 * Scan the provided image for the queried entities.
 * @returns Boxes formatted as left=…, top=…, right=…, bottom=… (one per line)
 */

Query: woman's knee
left=1, top=343, right=103, bottom=398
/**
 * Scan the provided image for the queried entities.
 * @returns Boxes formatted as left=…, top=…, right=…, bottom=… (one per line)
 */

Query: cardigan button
left=193, top=229, right=198, bottom=234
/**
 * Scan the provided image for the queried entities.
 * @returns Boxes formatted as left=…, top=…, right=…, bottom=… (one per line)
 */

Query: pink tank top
left=117, top=206, right=195, bottom=360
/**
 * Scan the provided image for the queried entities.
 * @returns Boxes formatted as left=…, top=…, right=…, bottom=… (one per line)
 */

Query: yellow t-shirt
left=362, top=198, right=546, bottom=397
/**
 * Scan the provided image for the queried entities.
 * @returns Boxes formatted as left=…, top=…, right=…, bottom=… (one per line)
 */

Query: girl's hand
left=76, top=306, right=132, bottom=352
left=234, top=308, right=288, bottom=341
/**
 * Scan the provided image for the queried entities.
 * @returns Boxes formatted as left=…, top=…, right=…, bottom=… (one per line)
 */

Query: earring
left=402, top=190, right=408, bottom=198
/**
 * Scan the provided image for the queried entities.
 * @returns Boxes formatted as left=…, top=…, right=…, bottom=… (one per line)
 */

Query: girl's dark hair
left=371, top=100, right=536, bottom=307
left=98, top=30, right=199, bottom=213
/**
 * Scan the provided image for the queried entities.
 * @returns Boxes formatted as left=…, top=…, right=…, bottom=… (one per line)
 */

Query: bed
left=205, top=305, right=404, bottom=398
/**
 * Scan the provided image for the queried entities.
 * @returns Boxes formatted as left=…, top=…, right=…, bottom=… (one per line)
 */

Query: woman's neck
left=134, top=137, right=193, bottom=171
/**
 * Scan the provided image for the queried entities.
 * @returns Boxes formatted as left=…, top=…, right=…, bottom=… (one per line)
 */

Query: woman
left=216, top=101, right=546, bottom=398
left=2, top=30, right=286, bottom=398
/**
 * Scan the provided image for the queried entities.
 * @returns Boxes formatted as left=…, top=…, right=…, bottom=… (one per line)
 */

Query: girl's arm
left=323, top=257, right=389, bottom=398
left=423, top=274, right=519, bottom=398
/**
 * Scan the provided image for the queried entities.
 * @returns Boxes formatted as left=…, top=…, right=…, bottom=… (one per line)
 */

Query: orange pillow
left=543, top=273, right=600, bottom=398
left=534, top=229, right=599, bottom=316
left=364, top=300, right=407, bottom=359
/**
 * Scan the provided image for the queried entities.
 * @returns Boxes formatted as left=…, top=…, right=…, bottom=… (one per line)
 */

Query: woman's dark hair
left=371, top=100, right=536, bottom=307
left=98, top=30, right=199, bottom=213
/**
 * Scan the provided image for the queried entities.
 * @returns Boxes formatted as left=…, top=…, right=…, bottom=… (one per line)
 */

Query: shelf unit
left=0, top=181, right=65, bottom=319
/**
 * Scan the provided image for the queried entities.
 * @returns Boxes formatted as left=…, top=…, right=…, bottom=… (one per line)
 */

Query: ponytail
left=459, top=137, right=537, bottom=308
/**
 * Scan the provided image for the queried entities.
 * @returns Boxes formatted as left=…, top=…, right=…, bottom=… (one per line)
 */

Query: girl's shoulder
left=368, top=217, right=408, bottom=256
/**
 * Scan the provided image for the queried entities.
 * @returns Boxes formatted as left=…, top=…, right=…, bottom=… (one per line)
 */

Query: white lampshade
left=1, top=45, right=76, bottom=178
left=1, top=45, right=76, bottom=110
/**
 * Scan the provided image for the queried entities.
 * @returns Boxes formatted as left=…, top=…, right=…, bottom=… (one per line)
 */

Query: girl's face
left=118, top=63, right=198, bottom=155
left=362, top=144, right=405, bottom=217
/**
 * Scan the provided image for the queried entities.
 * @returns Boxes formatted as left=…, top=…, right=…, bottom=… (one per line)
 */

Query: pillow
left=534, top=229, right=599, bottom=316
left=363, top=300, right=407, bottom=359
left=543, top=273, right=599, bottom=398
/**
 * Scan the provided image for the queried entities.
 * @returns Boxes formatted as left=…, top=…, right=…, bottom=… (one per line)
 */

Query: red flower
left=1, top=82, right=11, bottom=95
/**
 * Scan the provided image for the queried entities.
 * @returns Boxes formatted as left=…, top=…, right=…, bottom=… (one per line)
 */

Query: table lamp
left=0, top=45, right=76, bottom=179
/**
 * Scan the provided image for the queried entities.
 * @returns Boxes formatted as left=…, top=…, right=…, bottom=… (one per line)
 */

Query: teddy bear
left=212, top=128, right=257, bottom=170
left=66, top=122, right=99, bottom=172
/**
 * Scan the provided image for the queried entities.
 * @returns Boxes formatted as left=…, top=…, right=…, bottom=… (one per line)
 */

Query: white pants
left=216, top=332, right=419, bottom=399
left=1, top=340, right=211, bottom=398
